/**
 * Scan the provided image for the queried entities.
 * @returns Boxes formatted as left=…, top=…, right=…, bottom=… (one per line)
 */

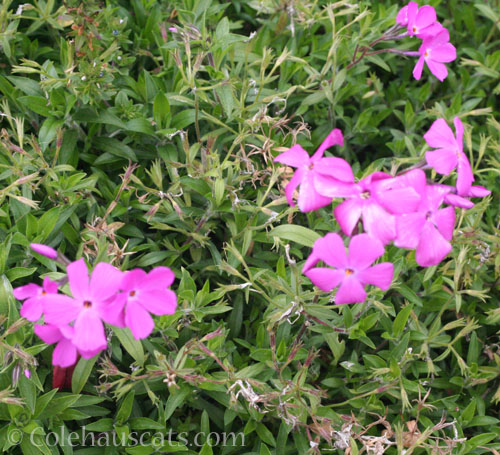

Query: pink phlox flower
left=14, top=276, right=59, bottom=322
left=333, top=171, right=422, bottom=245
left=274, top=129, right=356, bottom=212
left=405, top=3, right=443, bottom=38
left=34, top=323, right=102, bottom=368
left=30, top=243, right=58, bottom=260
left=413, top=29, right=456, bottom=81
left=42, top=259, right=123, bottom=353
left=115, top=266, right=177, bottom=340
left=304, top=233, right=394, bottom=305
left=424, top=117, right=474, bottom=195
left=395, top=182, right=455, bottom=267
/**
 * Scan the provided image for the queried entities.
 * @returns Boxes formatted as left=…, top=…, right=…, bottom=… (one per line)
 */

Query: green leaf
left=113, top=327, right=145, bottom=366
left=71, top=356, right=98, bottom=394
left=392, top=304, right=413, bottom=338
left=270, top=225, right=320, bottom=248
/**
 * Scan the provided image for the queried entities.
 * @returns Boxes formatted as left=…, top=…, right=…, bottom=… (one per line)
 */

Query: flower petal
left=42, top=294, right=81, bottom=325
left=20, top=297, right=44, bottom=322
left=426, top=59, right=448, bottom=81
left=125, top=302, right=155, bottom=340
left=395, top=212, right=426, bottom=249
left=312, top=129, right=344, bottom=160
left=335, top=276, right=367, bottom=305
left=424, top=119, right=456, bottom=149
left=357, top=263, right=394, bottom=290
left=362, top=202, right=396, bottom=245
left=434, top=206, right=455, bottom=241
left=379, top=187, right=421, bottom=215
left=13, top=283, right=40, bottom=301
left=34, top=324, right=63, bottom=344
left=284, top=168, right=304, bottom=207
left=313, top=232, right=348, bottom=269
left=297, top=171, right=332, bottom=212
left=469, top=186, right=491, bottom=197
left=73, top=310, right=107, bottom=352
left=431, top=43, right=457, bottom=63
left=314, top=157, right=353, bottom=182
left=139, top=289, right=177, bottom=315
left=67, top=258, right=90, bottom=300
left=274, top=144, right=310, bottom=168
left=413, top=55, right=425, bottom=80
left=456, top=153, right=474, bottom=196
left=52, top=339, right=78, bottom=368
left=334, top=198, right=363, bottom=236
left=415, top=222, right=452, bottom=267
left=144, top=266, right=175, bottom=289
left=444, top=193, right=474, bottom=209
left=42, top=277, right=59, bottom=294
left=304, top=268, right=344, bottom=292
left=425, top=149, right=458, bottom=175
left=348, top=234, right=384, bottom=270
left=415, top=5, right=436, bottom=30
left=90, top=262, right=123, bottom=301
left=313, top=174, right=359, bottom=198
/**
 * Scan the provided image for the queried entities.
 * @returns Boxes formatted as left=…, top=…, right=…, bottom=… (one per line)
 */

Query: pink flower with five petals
left=304, top=233, right=394, bottom=305
left=274, top=129, right=356, bottom=212
left=41, top=259, right=124, bottom=353
left=114, top=266, right=177, bottom=340
left=14, top=276, right=58, bottom=322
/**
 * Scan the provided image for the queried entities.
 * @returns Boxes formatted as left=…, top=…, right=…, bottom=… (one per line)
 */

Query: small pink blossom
left=424, top=117, right=474, bottom=195
left=413, top=29, right=456, bottom=81
left=274, top=129, right=356, bottom=212
left=304, top=233, right=394, bottom=305
left=114, top=267, right=177, bottom=340
left=405, top=3, right=442, bottom=38
left=42, top=259, right=124, bottom=353
left=14, top=276, right=59, bottom=322
left=30, top=243, right=58, bottom=259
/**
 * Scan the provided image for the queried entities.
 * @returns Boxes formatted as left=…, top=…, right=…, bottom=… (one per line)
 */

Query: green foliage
left=0, top=0, right=499, bottom=454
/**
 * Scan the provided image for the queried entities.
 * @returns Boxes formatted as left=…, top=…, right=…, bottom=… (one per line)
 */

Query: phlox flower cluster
left=13, top=245, right=177, bottom=368
left=395, top=2, right=456, bottom=81
left=275, top=118, right=490, bottom=305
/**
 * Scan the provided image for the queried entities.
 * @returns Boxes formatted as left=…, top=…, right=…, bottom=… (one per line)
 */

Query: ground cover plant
left=0, top=0, right=500, bottom=454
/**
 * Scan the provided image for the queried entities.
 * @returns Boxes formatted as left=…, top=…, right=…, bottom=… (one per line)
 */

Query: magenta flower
left=333, top=172, right=421, bottom=245
left=424, top=117, right=474, bottom=195
left=274, top=129, right=356, bottom=212
left=114, top=267, right=177, bottom=340
left=34, top=324, right=102, bottom=368
left=395, top=183, right=455, bottom=267
left=42, top=259, right=124, bottom=353
left=304, top=233, right=394, bottom=305
left=405, top=3, right=443, bottom=38
left=30, top=243, right=58, bottom=260
left=413, top=29, right=456, bottom=81
left=14, top=276, right=58, bottom=322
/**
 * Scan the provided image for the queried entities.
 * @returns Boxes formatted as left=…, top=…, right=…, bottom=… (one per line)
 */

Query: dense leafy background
left=0, top=0, right=499, bottom=453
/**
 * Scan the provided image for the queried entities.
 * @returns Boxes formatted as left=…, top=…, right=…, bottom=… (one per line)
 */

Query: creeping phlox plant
left=274, top=2, right=490, bottom=305
left=275, top=119, right=490, bottom=304
left=13, top=244, right=177, bottom=368
left=350, top=1, right=456, bottom=81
